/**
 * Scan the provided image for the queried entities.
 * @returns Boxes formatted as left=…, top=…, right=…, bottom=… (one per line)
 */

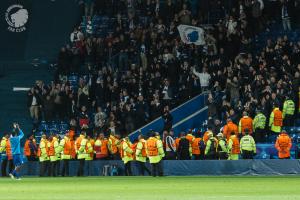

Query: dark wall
left=0, top=0, right=32, bottom=60
left=0, top=0, right=80, bottom=61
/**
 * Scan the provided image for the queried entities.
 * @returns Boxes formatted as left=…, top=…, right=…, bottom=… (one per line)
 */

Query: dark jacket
left=177, top=138, right=190, bottom=160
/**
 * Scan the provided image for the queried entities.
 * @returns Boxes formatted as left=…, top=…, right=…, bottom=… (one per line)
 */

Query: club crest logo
left=5, top=4, right=28, bottom=32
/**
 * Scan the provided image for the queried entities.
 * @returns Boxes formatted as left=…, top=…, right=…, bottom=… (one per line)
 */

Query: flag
left=177, top=24, right=205, bottom=45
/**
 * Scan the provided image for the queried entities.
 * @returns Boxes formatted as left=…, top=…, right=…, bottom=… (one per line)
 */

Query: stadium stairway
left=0, top=61, right=53, bottom=136
left=128, top=92, right=218, bottom=141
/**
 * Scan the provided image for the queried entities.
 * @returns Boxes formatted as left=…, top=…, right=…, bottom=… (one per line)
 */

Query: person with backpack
left=204, top=132, right=218, bottom=160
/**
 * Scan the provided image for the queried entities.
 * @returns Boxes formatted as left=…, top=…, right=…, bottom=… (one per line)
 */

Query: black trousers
left=165, top=151, right=176, bottom=160
left=61, top=159, right=70, bottom=176
left=112, top=153, right=121, bottom=160
left=137, top=161, right=151, bottom=176
left=50, top=161, right=59, bottom=177
left=124, top=161, right=132, bottom=176
left=205, top=153, right=217, bottom=160
left=26, top=156, right=37, bottom=161
left=218, top=152, right=228, bottom=160
left=1, top=159, right=14, bottom=176
left=193, top=154, right=201, bottom=160
left=77, top=159, right=85, bottom=176
left=39, top=161, right=50, bottom=177
left=254, top=128, right=265, bottom=143
left=242, top=150, right=254, bottom=159
left=151, top=161, right=163, bottom=177
left=284, top=114, right=294, bottom=127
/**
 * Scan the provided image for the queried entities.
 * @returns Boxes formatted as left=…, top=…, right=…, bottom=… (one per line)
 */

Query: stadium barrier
left=14, top=160, right=300, bottom=176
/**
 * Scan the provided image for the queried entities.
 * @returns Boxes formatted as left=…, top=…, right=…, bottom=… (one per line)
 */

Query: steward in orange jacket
left=223, top=119, right=238, bottom=140
left=94, top=133, right=109, bottom=159
left=238, top=112, right=253, bottom=135
left=275, top=131, right=292, bottom=159
left=228, top=132, right=240, bottom=160
left=59, top=132, right=72, bottom=176
left=24, top=135, right=38, bottom=161
left=131, top=140, right=138, bottom=160
left=68, top=129, right=76, bottom=159
left=203, top=127, right=213, bottom=145
left=175, top=132, right=185, bottom=151
left=191, top=137, right=202, bottom=160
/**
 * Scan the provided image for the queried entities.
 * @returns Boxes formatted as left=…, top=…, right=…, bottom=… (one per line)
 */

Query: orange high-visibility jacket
left=24, top=139, right=37, bottom=157
left=109, top=135, right=119, bottom=154
left=63, top=137, right=72, bottom=155
left=273, top=109, right=283, bottom=126
left=175, top=138, right=181, bottom=151
left=69, top=130, right=76, bottom=158
left=230, top=135, right=240, bottom=154
left=119, top=140, right=133, bottom=158
left=95, top=139, right=109, bottom=159
left=186, top=134, right=194, bottom=144
left=139, top=140, right=147, bottom=157
left=37, top=140, right=49, bottom=157
left=223, top=122, right=238, bottom=140
left=5, top=139, right=13, bottom=160
left=48, top=139, right=56, bottom=156
left=146, top=137, right=159, bottom=156
left=239, top=116, right=253, bottom=135
left=191, top=138, right=201, bottom=155
left=203, top=131, right=211, bottom=144
left=131, top=142, right=138, bottom=160
left=275, top=133, right=292, bottom=158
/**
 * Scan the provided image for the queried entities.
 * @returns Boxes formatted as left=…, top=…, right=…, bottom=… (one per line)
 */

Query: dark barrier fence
left=15, top=160, right=300, bottom=176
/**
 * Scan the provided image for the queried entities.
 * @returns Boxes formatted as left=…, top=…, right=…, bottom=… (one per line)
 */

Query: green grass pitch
left=0, top=176, right=300, bottom=200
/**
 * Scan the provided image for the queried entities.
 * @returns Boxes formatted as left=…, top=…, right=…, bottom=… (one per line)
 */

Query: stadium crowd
left=27, top=0, right=300, bottom=140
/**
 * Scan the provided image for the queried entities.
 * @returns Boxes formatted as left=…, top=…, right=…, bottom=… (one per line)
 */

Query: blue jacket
left=10, top=129, right=24, bottom=155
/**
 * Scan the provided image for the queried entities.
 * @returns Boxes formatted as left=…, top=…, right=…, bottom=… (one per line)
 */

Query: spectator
left=177, top=133, right=191, bottom=160
left=78, top=106, right=90, bottom=128
left=94, top=107, right=107, bottom=132
left=179, top=4, right=192, bottom=25
left=165, top=130, right=176, bottom=160
left=162, top=106, right=173, bottom=132
left=192, top=66, right=211, bottom=91
left=27, top=88, right=42, bottom=122
left=42, top=95, right=54, bottom=122
left=281, top=0, right=293, bottom=31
